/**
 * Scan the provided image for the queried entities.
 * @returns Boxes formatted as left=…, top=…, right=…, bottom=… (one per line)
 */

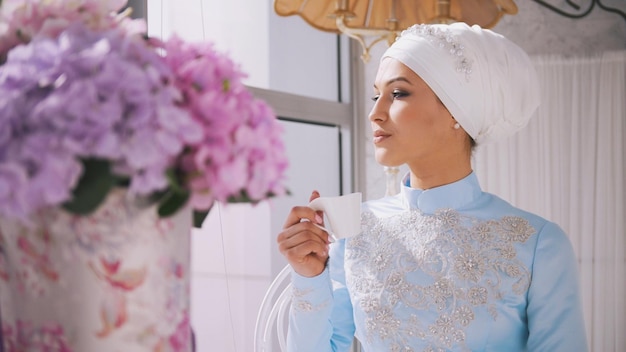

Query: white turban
left=381, top=22, right=540, bottom=145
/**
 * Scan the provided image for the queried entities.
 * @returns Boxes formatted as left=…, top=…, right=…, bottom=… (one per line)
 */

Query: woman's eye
left=371, top=90, right=407, bottom=101
left=392, top=90, right=408, bottom=98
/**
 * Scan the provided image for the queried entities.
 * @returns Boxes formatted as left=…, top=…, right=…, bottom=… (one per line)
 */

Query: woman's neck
left=408, top=158, right=472, bottom=190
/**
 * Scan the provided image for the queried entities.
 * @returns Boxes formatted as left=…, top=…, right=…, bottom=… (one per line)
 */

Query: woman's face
left=369, top=57, right=461, bottom=168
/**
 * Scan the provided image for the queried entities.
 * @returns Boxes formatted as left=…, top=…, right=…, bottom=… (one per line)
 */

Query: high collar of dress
left=400, top=171, right=483, bottom=214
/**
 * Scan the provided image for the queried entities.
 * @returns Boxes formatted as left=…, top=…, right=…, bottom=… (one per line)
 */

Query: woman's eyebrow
left=373, top=76, right=412, bottom=89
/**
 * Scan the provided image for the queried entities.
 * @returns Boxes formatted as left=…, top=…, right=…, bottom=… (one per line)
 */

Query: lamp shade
left=274, top=0, right=518, bottom=32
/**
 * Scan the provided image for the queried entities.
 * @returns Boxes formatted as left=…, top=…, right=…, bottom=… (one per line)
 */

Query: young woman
left=277, top=22, right=587, bottom=352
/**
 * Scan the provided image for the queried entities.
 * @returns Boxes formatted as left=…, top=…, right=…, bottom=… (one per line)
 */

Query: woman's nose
left=368, top=100, right=387, bottom=122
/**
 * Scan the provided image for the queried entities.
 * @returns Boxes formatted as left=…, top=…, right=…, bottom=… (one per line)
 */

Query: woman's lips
left=373, top=130, right=390, bottom=144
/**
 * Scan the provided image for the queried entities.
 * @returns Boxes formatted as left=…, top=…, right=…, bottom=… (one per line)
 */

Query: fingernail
left=315, top=214, right=323, bottom=224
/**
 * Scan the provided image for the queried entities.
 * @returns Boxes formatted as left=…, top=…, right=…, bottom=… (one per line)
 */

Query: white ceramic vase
left=0, top=189, right=192, bottom=351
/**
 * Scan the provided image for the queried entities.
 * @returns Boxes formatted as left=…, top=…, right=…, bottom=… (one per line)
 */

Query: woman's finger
left=277, top=220, right=330, bottom=245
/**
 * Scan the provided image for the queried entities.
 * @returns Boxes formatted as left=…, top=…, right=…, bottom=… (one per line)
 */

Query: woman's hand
left=277, top=190, right=331, bottom=277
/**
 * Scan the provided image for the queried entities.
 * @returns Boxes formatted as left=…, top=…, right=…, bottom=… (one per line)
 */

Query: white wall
left=147, top=0, right=270, bottom=88
left=493, top=1, right=626, bottom=57
left=190, top=203, right=272, bottom=352
left=146, top=0, right=347, bottom=102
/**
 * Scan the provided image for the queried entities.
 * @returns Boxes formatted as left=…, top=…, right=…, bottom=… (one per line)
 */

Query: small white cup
left=308, top=192, right=362, bottom=241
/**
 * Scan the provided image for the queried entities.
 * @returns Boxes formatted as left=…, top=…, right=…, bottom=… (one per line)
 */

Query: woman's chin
left=374, top=154, right=402, bottom=168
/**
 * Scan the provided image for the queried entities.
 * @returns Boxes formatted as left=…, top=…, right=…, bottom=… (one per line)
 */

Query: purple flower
left=0, top=23, right=201, bottom=219
left=0, top=2, right=288, bottom=221
left=0, top=0, right=135, bottom=56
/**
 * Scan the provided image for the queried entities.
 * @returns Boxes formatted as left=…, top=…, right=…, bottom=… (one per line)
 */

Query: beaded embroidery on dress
left=345, top=208, right=535, bottom=351
left=292, top=287, right=329, bottom=313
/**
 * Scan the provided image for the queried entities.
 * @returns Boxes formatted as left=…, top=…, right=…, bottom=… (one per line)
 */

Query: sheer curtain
left=473, top=51, right=626, bottom=352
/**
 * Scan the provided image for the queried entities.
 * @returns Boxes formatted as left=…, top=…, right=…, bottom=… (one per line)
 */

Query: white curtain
left=473, top=51, right=626, bottom=352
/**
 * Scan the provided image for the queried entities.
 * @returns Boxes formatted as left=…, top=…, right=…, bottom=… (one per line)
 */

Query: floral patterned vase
left=0, top=189, right=192, bottom=351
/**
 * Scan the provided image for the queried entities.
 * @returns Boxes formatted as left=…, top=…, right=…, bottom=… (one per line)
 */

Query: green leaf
left=226, top=188, right=292, bottom=204
left=157, top=190, right=190, bottom=218
left=62, top=159, right=118, bottom=215
left=227, top=190, right=253, bottom=204
left=193, top=209, right=210, bottom=228
left=165, top=168, right=186, bottom=193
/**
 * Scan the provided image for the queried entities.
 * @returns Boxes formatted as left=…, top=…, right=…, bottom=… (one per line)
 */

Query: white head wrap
left=381, top=22, right=540, bottom=145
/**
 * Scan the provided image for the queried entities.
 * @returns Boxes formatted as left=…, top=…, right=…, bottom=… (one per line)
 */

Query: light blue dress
left=288, top=172, right=588, bottom=352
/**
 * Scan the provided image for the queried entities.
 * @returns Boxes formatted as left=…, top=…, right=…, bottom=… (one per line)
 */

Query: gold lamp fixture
left=274, top=0, right=518, bottom=62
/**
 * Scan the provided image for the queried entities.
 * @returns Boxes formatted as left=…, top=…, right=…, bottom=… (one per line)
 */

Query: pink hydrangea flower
left=0, top=0, right=288, bottom=221
left=162, top=36, right=288, bottom=210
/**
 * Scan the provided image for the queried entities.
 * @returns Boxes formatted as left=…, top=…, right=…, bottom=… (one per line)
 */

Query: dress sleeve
left=287, top=239, right=356, bottom=352
left=526, top=221, right=588, bottom=351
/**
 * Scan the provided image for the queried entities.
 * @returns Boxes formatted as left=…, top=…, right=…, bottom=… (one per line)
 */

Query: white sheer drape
left=474, top=51, right=626, bottom=352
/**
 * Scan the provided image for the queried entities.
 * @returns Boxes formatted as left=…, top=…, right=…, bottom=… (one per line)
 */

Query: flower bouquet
left=0, top=0, right=288, bottom=226
left=0, top=0, right=288, bottom=350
